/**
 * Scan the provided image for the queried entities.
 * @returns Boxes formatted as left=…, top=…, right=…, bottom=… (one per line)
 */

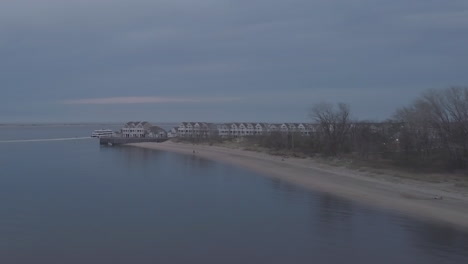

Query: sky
left=1, top=0, right=467, bottom=123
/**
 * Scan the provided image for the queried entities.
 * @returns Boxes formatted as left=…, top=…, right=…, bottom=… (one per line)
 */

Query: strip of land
left=0, top=137, right=91, bottom=143
left=129, top=141, right=468, bottom=230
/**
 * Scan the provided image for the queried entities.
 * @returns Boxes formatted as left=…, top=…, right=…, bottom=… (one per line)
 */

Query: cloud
left=61, top=96, right=240, bottom=105
left=400, top=10, right=468, bottom=30
left=2, top=0, right=468, bottom=122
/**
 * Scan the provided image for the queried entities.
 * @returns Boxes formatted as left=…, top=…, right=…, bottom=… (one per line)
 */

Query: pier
left=99, top=137, right=167, bottom=146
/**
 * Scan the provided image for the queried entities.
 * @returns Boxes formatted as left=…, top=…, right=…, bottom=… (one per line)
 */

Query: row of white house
left=174, top=122, right=320, bottom=138
left=120, top=121, right=168, bottom=138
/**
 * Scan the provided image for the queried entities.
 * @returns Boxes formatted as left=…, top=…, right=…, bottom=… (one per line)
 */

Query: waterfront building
left=122, top=121, right=152, bottom=138
left=245, top=123, right=255, bottom=136
left=280, top=123, right=289, bottom=133
left=288, top=123, right=297, bottom=132
left=217, top=123, right=230, bottom=138
left=177, top=122, right=219, bottom=138
left=174, top=122, right=321, bottom=138
left=121, top=121, right=167, bottom=138
left=177, top=122, right=194, bottom=138
left=230, top=123, right=239, bottom=137
left=238, top=123, right=247, bottom=136
left=147, top=126, right=167, bottom=138
left=268, top=124, right=279, bottom=133
left=254, top=123, right=268, bottom=135
left=168, top=127, right=178, bottom=138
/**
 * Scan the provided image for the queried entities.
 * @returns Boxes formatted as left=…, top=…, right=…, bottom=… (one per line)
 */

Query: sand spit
left=129, top=141, right=468, bottom=230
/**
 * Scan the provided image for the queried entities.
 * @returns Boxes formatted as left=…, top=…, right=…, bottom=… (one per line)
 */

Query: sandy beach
left=129, top=141, right=468, bottom=230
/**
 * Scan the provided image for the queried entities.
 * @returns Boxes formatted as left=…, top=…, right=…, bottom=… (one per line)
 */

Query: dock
left=99, top=137, right=167, bottom=146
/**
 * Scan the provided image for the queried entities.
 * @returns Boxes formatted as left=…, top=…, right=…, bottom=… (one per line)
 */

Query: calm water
left=1, top=126, right=467, bottom=264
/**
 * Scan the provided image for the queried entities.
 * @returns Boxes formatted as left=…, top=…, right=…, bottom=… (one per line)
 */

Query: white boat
left=91, top=129, right=114, bottom=138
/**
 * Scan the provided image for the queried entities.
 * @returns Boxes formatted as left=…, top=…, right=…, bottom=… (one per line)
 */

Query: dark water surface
left=1, top=126, right=467, bottom=264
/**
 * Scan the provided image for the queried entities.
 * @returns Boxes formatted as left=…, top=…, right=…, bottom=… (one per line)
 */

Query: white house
left=186, top=122, right=193, bottom=137
left=176, top=122, right=218, bottom=138
left=177, top=122, right=187, bottom=137
left=174, top=122, right=318, bottom=138
left=148, top=126, right=167, bottom=138
left=268, top=124, right=279, bottom=133
left=280, top=123, right=289, bottom=133
left=121, top=122, right=167, bottom=138
left=230, top=123, right=239, bottom=137
left=178, top=122, right=195, bottom=137
left=296, top=123, right=307, bottom=135
left=238, top=123, right=247, bottom=136
left=245, top=123, right=255, bottom=136
left=217, top=123, right=230, bottom=138
left=254, top=123, right=268, bottom=135
left=288, top=123, right=297, bottom=132
left=122, top=121, right=152, bottom=138
left=168, top=127, right=178, bottom=138
left=193, top=122, right=201, bottom=137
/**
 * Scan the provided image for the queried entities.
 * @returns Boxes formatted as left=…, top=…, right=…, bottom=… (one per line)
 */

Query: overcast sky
left=1, top=0, right=467, bottom=123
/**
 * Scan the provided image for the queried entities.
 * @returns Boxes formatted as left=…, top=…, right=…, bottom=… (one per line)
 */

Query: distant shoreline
left=0, top=123, right=179, bottom=128
left=0, top=123, right=122, bottom=127
left=129, top=141, right=468, bottom=230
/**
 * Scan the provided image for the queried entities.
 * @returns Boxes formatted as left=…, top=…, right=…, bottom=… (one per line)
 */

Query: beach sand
left=129, top=141, right=468, bottom=230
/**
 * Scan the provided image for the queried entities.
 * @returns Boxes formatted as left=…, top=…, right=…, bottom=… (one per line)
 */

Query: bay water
left=1, top=125, right=467, bottom=263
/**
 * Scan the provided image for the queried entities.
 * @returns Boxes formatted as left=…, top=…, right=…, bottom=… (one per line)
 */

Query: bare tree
left=421, top=87, right=468, bottom=168
left=393, top=101, right=436, bottom=162
left=309, top=102, right=351, bottom=155
left=394, top=87, right=468, bottom=169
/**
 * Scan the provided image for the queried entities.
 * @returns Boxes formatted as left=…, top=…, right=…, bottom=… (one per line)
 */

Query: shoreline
left=129, top=141, right=468, bottom=230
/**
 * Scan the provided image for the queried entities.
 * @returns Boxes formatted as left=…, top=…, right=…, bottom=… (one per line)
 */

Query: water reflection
left=264, top=176, right=355, bottom=230
left=105, top=145, right=218, bottom=171
left=264, top=178, right=309, bottom=209
left=257, top=173, right=468, bottom=263
left=100, top=145, right=161, bottom=166
left=401, top=219, right=468, bottom=261
left=268, top=177, right=304, bottom=195
left=179, top=153, right=217, bottom=170
left=315, top=193, right=354, bottom=229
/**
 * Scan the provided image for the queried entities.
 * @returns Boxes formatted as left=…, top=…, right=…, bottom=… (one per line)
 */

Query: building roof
left=125, top=121, right=137, bottom=127
left=255, top=123, right=269, bottom=129
left=123, top=121, right=153, bottom=129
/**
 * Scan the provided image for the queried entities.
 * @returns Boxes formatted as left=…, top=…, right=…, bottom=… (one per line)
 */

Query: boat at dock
left=91, top=129, right=114, bottom=138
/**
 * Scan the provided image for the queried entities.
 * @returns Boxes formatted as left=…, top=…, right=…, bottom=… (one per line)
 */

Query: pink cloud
left=61, top=96, right=239, bottom=105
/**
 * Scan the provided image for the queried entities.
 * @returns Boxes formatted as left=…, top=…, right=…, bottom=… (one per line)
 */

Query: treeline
left=393, top=87, right=468, bottom=170
left=253, top=87, right=468, bottom=172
